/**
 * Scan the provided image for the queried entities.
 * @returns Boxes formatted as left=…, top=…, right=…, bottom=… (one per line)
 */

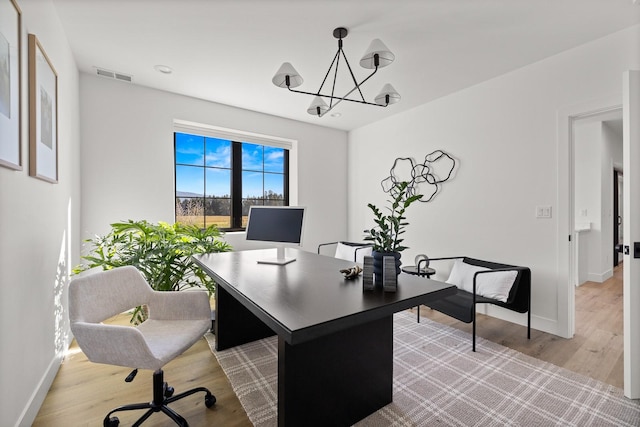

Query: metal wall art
left=381, top=150, right=456, bottom=202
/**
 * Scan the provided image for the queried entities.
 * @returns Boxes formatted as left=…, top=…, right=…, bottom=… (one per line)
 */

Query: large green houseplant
left=73, top=220, right=232, bottom=323
left=364, top=182, right=422, bottom=282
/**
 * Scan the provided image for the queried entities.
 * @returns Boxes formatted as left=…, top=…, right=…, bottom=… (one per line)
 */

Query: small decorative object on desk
left=340, top=265, right=362, bottom=279
left=383, top=256, right=398, bottom=292
left=362, top=256, right=374, bottom=291
left=415, top=254, right=429, bottom=269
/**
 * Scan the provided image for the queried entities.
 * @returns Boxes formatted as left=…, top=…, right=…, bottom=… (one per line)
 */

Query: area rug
left=205, top=311, right=640, bottom=426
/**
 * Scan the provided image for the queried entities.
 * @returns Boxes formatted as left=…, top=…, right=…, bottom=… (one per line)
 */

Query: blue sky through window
left=264, top=146, right=284, bottom=173
left=176, top=132, right=284, bottom=200
left=175, top=133, right=204, bottom=166
left=206, top=168, right=231, bottom=197
left=176, top=165, right=204, bottom=195
left=205, top=137, right=231, bottom=168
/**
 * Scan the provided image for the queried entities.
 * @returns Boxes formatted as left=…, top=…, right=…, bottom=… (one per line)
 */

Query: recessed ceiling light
left=330, top=112, right=342, bottom=118
left=154, top=65, right=173, bottom=74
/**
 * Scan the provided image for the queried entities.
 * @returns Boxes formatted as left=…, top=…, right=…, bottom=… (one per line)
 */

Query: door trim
left=557, top=95, right=621, bottom=340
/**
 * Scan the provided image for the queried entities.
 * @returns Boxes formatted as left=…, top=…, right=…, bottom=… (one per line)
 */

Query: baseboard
left=15, top=351, right=64, bottom=427
left=481, top=305, right=561, bottom=337
left=588, top=268, right=613, bottom=283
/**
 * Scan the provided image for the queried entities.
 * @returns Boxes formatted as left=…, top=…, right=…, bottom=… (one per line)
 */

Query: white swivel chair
left=69, top=266, right=215, bottom=427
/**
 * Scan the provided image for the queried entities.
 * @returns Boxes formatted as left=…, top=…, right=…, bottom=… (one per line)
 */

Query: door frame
left=613, top=169, right=622, bottom=267
left=557, top=95, right=621, bottom=340
left=622, top=70, right=640, bottom=399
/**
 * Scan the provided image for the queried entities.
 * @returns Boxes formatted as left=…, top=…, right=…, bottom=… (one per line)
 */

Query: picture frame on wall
left=28, top=33, right=58, bottom=183
left=0, top=0, right=22, bottom=171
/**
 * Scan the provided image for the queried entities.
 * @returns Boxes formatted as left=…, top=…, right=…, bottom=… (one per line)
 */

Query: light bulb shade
left=360, top=39, right=395, bottom=69
left=306, top=96, right=329, bottom=116
left=375, top=83, right=401, bottom=106
left=272, top=62, right=304, bottom=88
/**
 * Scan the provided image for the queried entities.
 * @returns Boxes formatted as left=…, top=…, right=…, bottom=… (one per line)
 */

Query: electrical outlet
left=536, top=205, right=552, bottom=219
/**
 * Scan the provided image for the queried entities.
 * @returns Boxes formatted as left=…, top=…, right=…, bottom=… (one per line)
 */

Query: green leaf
left=365, top=180, right=422, bottom=252
left=73, top=219, right=231, bottom=324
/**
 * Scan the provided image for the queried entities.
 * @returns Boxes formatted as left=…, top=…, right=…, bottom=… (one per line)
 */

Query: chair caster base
left=102, top=369, right=216, bottom=426
left=205, top=393, right=216, bottom=408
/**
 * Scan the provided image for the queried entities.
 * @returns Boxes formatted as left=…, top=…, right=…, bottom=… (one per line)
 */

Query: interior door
left=623, top=70, right=640, bottom=399
left=614, top=170, right=621, bottom=267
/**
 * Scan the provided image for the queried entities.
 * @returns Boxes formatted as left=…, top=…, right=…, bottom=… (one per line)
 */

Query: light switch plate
left=536, top=205, right=552, bottom=219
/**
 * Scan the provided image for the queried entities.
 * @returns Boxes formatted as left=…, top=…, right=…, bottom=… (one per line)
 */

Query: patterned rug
left=205, top=311, right=640, bottom=426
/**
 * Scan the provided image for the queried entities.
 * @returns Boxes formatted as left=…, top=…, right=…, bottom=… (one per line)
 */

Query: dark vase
left=372, top=250, right=402, bottom=285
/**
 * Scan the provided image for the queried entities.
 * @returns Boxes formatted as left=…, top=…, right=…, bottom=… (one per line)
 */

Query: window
left=174, top=131, right=289, bottom=231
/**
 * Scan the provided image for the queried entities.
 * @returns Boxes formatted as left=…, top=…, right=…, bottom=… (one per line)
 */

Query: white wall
left=348, top=24, right=640, bottom=337
left=0, top=1, right=81, bottom=425
left=79, top=74, right=348, bottom=254
left=575, top=121, right=605, bottom=283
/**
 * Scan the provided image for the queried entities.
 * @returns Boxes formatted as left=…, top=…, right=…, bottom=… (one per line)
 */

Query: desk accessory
left=415, top=254, right=429, bottom=268
left=383, top=256, right=397, bottom=292
left=363, top=256, right=374, bottom=290
left=340, top=265, right=362, bottom=279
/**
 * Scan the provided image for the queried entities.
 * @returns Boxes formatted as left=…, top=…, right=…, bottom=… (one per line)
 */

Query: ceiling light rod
left=272, top=27, right=401, bottom=117
left=289, top=28, right=375, bottom=106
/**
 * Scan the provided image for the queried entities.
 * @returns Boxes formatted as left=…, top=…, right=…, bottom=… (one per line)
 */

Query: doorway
left=571, top=111, right=624, bottom=391
left=573, top=110, right=623, bottom=286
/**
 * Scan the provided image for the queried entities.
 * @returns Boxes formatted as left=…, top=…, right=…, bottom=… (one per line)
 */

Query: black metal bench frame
left=424, top=256, right=531, bottom=352
left=317, top=241, right=373, bottom=262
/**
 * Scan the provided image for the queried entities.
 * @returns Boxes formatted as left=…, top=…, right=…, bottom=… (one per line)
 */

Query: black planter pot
left=372, top=250, right=402, bottom=285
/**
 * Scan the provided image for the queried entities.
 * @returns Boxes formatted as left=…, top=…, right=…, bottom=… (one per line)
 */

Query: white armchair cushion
left=475, top=270, right=518, bottom=303
left=446, top=259, right=518, bottom=303
left=446, top=259, right=488, bottom=293
left=334, top=242, right=372, bottom=264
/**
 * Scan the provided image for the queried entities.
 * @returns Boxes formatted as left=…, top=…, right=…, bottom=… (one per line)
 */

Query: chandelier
left=271, top=27, right=400, bottom=117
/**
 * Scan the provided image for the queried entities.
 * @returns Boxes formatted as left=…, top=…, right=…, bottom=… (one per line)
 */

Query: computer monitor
left=245, top=205, right=306, bottom=265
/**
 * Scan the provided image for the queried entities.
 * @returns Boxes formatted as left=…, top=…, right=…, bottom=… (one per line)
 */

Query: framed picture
left=0, top=0, right=22, bottom=170
left=28, top=33, right=57, bottom=183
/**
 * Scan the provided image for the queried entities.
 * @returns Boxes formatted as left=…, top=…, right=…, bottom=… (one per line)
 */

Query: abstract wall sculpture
left=381, top=150, right=456, bottom=202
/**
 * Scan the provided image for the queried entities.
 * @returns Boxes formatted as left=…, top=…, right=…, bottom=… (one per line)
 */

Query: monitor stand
left=257, top=245, right=297, bottom=265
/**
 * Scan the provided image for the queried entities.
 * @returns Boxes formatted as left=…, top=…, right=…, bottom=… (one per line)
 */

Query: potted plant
left=73, top=220, right=232, bottom=324
left=364, top=181, right=423, bottom=283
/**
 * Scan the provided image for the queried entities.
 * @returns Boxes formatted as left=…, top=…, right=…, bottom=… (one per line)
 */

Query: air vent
left=96, top=68, right=114, bottom=78
left=94, top=67, right=133, bottom=83
left=114, top=73, right=132, bottom=82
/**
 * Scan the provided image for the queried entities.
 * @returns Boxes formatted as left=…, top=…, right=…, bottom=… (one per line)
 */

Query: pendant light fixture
left=272, top=27, right=400, bottom=117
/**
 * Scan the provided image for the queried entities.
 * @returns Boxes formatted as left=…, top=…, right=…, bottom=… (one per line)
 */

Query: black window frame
left=174, top=133, right=289, bottom=232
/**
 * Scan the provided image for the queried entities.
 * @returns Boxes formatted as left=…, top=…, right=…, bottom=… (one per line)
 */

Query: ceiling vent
left=94, top=67, right=133, bottom=83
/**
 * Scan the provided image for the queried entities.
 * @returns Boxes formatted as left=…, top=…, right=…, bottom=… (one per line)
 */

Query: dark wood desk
left=193, top=248, right=456, bottom=427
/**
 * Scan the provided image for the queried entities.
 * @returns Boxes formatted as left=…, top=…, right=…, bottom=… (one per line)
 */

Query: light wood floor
left=421, top=263, right=624, bottom=389
left=33, top=266, right=623, bottom=426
